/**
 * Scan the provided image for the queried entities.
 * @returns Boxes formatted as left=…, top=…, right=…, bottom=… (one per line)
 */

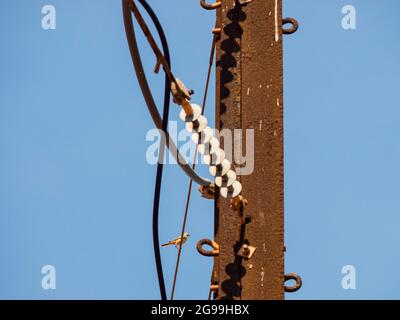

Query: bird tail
left=161, top=241, right=172, bottom=247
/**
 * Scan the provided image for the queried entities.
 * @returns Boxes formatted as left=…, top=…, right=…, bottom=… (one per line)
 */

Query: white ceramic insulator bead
left=192, top=126, right=213, bottom=145
left=215, top=170, right=237, bottom=188
left=220, top=180, right=242, bottom=198
left=179, top=104, right=201, bottom=123
left=186, top=115, right=208, bottom=133
left=204, top=149, right=225, bottom=166
left=198, top=137, right=219, bottom=155
left=209, top=159, right=231, bottom=176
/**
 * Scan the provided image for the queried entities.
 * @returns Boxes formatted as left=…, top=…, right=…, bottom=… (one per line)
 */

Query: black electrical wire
left=123, top=0, right=213, bottom=300
left=123, top=0, right=170, bottom=300
left=139, top=0, right=169, bottom=301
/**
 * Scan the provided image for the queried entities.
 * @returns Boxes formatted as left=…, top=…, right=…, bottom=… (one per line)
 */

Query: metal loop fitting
left=284, top=273, right=302, bottom=292
left=282, top=17, right=299, bottom=35
left=200, top=0, right=221, bottom=10
left=196, top=239, right=220, bottom=257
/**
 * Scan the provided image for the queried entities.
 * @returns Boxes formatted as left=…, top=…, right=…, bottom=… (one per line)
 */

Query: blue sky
left=0, top=0, right=400, bottom=300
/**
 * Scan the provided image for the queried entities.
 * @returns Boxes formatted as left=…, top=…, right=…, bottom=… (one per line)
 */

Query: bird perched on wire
left=161, top=232, right=190, bottom=248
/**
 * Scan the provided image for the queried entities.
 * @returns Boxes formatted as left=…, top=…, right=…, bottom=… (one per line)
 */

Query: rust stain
left=216, top=0, right=285, bottom=300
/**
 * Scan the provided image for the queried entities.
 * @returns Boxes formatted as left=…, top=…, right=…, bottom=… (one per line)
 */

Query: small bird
left=161, top=232, right=190, bottom=248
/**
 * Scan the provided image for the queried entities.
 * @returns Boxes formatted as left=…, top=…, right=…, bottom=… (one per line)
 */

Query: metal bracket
left=237, top=244, right=256, bottom=259
left=230, top=195, right=248, bottom=211
left=171, top=79, right=192, bottom=103
left=199, top=183, right=216, bottom=199
left=171, top=78, right=194, bottom=116
left=230, top=195, right=248, bottom=224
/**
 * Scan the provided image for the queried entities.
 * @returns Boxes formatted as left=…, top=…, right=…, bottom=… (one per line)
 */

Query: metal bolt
left=238, top=0, right=253, bottom=5
left=210, top=284, right=219, bottom=291
left=212, top=28, right=221, bottom=35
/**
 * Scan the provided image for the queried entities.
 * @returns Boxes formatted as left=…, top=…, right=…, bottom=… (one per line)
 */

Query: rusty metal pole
left=214, top=0, right=285, bottom=300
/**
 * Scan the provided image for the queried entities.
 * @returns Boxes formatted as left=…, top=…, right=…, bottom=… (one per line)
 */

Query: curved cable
left=123, top=0, right=218, bottom=300
left=141, top=0, right=169, bottom=300
left=139, top=0, right=168, bottom=301
left=123, top=0, right=211, bottom=187
left=123, top=0, right=169, bottom=300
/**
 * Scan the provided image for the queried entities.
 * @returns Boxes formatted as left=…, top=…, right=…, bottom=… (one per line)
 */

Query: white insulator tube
left=220, top=180, right=242, bottom=198
left=198, top=137, right=219, bottom=155
left=215, top=170, right=237, bottom=188
left=179, top=104, right=201, bottom=122
left=178, top=101, right=242, bottom=198
left=186, top=115, right=208, bottom=133
left=192, top=126, right=213, bottom=145
left=209, top=158, right=231, bottom=176
left=204, top=149, right=225, bottom=166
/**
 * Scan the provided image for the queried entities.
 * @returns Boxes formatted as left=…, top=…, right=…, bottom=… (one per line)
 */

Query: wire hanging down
left=170, top=33, right=217, bottom=300
left=124, top=0, right=246, bottom=301
left=123, top=0, right=171, bottom=300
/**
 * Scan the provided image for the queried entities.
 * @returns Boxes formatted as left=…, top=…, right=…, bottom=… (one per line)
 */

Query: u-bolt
left=196, top=239, right=220, bottom=257
left=200, top=0, right=221, bottom=10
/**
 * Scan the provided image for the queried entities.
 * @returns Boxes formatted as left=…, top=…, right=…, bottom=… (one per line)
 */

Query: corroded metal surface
left=215, top=0, right=285, bottom=300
